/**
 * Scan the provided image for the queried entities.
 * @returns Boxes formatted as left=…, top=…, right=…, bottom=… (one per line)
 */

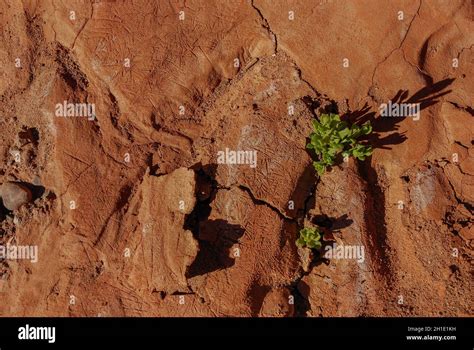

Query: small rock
left=1, top=182, right=32, bottom=211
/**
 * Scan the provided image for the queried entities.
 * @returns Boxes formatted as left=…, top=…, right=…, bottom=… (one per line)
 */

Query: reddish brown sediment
left=0, top=0, right=472, bottom=316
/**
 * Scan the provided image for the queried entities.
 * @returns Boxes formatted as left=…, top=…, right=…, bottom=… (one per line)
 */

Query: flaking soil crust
left=0, top=0, right=472, bottom=316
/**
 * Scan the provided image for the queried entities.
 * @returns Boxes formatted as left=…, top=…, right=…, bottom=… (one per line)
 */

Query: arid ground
left=0, top=0, right=472, bottom=316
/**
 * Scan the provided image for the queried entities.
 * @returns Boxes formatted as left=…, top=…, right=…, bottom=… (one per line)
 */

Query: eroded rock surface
left=0, top=0, right=472, bottom=317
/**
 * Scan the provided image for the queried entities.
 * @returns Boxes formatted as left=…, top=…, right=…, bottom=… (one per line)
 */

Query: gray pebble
left=1, top=182, right=32, bottom=211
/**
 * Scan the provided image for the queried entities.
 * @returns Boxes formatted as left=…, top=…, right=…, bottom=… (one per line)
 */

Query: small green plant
left=307, top=113, right=373, bottom=175
left=296, top=227, right=322, bottom=250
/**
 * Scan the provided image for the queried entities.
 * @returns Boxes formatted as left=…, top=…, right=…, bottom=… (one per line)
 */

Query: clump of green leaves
left=296, top=227, right=322, bottom=250
left=307, top=113, right=373, bottom=175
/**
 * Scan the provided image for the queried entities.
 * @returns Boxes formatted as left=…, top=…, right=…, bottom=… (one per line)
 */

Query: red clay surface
left=0, top=0, right=472, bottom=316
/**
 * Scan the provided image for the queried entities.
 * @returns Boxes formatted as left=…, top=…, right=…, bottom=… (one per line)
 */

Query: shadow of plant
left=342, top=78, right=455, bottom=150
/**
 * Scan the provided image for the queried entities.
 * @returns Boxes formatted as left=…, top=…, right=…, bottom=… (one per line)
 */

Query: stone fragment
left=1, top=182, right=32, bottom=211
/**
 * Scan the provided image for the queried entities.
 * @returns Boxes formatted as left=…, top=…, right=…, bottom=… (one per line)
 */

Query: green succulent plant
left=296, top=227, right=322, bottom=250
left=307, top=113, right=373, bottom=176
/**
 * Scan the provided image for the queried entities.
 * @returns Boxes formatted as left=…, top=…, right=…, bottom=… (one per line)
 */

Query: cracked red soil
left=0, top=0, right=472, bottom=316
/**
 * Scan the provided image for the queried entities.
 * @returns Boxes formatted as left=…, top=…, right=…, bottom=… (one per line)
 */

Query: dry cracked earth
left=0, top=0, right=472, bottom=317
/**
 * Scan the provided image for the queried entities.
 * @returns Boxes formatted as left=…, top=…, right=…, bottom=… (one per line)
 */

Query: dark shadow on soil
left=114, top=183, right=133, bottom=211
left=356, top=159, right=395, bottom=285
left=302, top=95, right=339, bottom=116
left=290, top=161, right=317, bottom=222
left=342, top=78, right=455, bottom=151
left=0, top=199, right=11, bottom=222
left=16, top=182, right=45, bottom=201
left=185, top=163, right=245, bottom=278
left=311, top=213, right=353, bottom=231
left=19, top=127, right=40, bottom=147
left=336, top=78, right=455, bottom=285
left=248, top=284, right=271, bottom=316
left=311, top=214, right=355, bottom=266
left=187, top=219, right=245, bottom=278
left=293, top=280, right=312, bottom=316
